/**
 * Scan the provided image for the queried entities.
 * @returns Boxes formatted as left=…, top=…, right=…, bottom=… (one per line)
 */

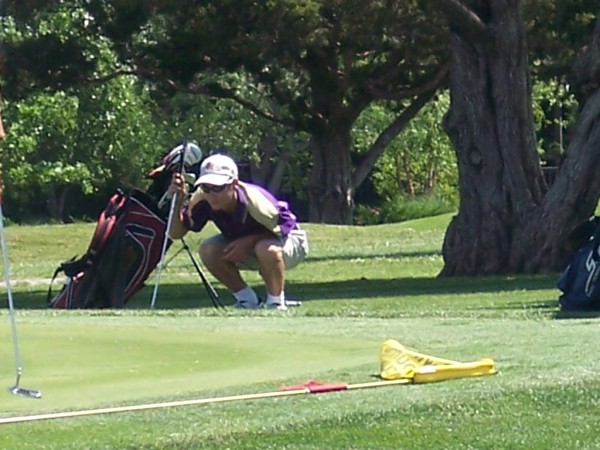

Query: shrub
left=354, top=194, right=456, bottom=225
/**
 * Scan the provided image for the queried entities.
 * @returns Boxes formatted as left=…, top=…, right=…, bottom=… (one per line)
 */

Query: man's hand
left=169, top=172, right=188, bottom=197
left=223, top=232, right=277, bottom=263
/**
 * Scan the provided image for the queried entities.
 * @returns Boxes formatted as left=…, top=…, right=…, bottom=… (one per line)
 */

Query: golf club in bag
left=150, top=140, right=189, bottom=308
left=0, top=178, right=42, bottom=399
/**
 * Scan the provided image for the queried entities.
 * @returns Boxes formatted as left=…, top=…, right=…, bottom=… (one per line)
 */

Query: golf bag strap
left=87, top=190, right=128, bottom=259
left=45, top=191, right=129, bottom=306
left=46, top=261, right=68, bottom=305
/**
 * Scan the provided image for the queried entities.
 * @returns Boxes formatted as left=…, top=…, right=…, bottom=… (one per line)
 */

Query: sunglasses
left=199, top=183, right=229, bottom=194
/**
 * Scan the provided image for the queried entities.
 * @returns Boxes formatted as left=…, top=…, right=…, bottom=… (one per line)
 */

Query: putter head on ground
left=9, top=386, right=42, bottom=399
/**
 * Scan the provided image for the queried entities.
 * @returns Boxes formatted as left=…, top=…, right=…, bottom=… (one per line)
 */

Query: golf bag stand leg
left=180, top=238, right=224, bottom=308
left=149, top=190, right=178, bottom=309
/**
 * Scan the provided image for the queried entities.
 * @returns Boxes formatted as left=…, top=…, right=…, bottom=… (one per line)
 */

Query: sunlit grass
left=1, top=213, right=598, bottom=449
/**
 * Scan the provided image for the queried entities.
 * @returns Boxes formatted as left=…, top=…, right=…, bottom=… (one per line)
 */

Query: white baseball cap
left=195, top=154, right=239, bottom=186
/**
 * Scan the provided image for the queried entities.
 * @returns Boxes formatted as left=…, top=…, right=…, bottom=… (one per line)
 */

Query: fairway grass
left=1, top=214, right=600, bottom=449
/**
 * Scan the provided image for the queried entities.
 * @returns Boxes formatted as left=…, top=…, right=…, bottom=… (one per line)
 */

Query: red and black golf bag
left=47, top=188, right=169, bottom=308
left=47, top=142, right=204, bottom=309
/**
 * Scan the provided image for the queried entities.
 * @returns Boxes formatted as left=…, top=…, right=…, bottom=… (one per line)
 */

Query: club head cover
left=149, top=142, right=203, bottom=176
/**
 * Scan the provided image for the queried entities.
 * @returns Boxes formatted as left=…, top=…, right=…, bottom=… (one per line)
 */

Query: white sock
left=266, top=292, right=285, bottom=306
left=233, top=286, right=259, bottom=305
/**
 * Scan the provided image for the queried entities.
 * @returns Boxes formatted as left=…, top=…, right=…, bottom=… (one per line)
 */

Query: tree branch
left=368, top=61, right=450, bottom=101
left=351, top=87, right=440, bottom=190
left=87, top=65, right=295, bottom=128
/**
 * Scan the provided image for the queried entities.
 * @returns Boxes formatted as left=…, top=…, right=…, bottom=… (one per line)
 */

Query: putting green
left=0, top=315, right=381, bottom=415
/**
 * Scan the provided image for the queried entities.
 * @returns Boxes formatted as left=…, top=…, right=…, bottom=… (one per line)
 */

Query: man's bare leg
left=199, top=241, right=246, bottom=292
left=255, top=239, right=286, bottom=308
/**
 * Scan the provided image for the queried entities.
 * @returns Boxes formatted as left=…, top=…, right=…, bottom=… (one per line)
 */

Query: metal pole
left=0, top=173, right=42, bottom=399
left=0, top=379, right=411, bottom=425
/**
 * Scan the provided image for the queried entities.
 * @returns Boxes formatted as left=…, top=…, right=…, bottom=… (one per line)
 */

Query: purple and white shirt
left=181, top=181, right=298, bottom=240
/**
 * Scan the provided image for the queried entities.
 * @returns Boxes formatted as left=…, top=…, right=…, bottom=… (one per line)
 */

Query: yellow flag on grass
left=379, top=339, right=497, bottom=383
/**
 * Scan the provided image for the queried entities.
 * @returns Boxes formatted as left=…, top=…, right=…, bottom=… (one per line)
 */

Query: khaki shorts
left=202, top=227, right=308, bottom=270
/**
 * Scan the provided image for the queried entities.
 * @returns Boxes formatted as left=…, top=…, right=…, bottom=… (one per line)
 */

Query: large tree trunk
left=47, top=184, right=70, bottom=223
left=440, top=1, right=546, bottom=275
left=526, top=13, right=600, bottom=271
left=440, top=0, right=600, bottom=275
left=308, top=128, right=354, bottom=224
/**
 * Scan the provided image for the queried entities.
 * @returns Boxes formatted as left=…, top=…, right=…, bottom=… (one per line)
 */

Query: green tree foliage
left=0, top=3, right=168, bottom=221
left=523, top=1, right=596, bottom=170
left=531, top=79, right=578, bottom=166
left=352, top=92, right=457, bottom=224
left=149, top=85, right=312, bottom=212
left=0, top=2, right=97, bottom=98
left=361, top=93, right=455, bottom=202
left=2, top=92, right=85, bottom=220
left=2, top=76, right=161, bottom=221
left=524, top=0, right=598, bottom=79
left=2, top=0, right=451, bottom=224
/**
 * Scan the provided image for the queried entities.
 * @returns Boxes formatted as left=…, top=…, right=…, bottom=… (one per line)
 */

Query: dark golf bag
left=47, top=142, right=204, bottom=309
left=557, top=217, right=600, bottom=310
left=47, top=188, right=170, bottom=309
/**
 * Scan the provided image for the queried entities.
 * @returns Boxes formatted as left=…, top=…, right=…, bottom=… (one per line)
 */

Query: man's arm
left=166, top=173, right=211, bottom=239
left=167, top=196, right=189, bottom=240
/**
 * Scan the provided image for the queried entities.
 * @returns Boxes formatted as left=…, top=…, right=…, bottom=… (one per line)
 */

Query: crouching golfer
left=168, top=154, right=308, bottom=310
